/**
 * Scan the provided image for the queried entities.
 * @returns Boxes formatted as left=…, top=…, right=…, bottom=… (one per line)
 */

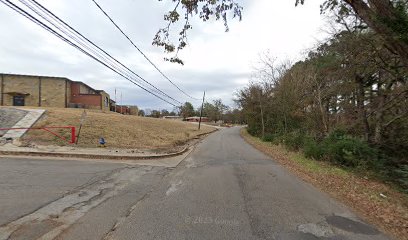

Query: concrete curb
left=0, top=145, right=190, bottom=160
left=0, top=129, right=218, bottom=160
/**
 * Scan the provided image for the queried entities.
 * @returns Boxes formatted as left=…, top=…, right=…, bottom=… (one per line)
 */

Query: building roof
left=186, top=116, right=209, bottom=119
left=1, top=73, right=70, bottom=81
left=1, top=73, right=107, bottom=96
left=72, top=81, right=101, bottom=94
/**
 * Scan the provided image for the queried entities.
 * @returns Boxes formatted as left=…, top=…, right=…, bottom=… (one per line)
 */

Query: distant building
left=185, top=116, right=209, bottom=122
left=0, top=73, right=110, bottom=111
left=128, top=105, right=139, bottom=115
left=109, top=99, right=116, bottom=112
left=113, top=105, right=139, bottom=115
left=115, top=105, right=130, bottom=115
left=162, top=116, right=183, bottom=121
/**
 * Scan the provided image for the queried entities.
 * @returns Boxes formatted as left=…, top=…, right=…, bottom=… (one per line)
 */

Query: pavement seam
left=102, top=167, right=172, bottom=240
left=0, top=166, right=153, bottom=240
left=0, top=167, right=125, bottom=229
left=232, top=165, right=263, bottom=239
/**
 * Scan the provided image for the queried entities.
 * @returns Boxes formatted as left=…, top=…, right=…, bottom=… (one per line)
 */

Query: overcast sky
left=0, top=0, right=327, bottom=110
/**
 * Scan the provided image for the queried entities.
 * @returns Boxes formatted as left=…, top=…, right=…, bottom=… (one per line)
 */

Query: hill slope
left=23, top=108, right=215, bottom=149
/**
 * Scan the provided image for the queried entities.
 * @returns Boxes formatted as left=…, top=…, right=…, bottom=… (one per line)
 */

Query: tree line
left=236, top=2, right=408, bottom=191
left=141, top=99, right=245, bottom=124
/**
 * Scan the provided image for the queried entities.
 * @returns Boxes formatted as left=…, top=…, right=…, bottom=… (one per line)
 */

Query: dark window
left=13, top=95, right=25, bottom=106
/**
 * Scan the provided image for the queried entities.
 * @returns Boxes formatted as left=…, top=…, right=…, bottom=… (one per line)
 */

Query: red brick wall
left=71, top=82, right=80, bottom=95
left=70, top=82, right=102, bottom=109
left=115, top=106, right=130, bottom=114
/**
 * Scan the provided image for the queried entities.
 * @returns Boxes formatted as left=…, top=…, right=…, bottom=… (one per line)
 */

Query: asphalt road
left=0, top=127, right=390, bottom=240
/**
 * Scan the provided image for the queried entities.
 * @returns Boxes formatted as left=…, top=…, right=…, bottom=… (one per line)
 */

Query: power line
left=14, top=0, right=181, bottom=106
left=0, top=0, right=181, bottom=106
left=17, top=0, right=164, bottom=101
left=24, top=0, right=182, bottom=105
left=90, top=0, right=201, bottom=101
left=17, top=0, right=139, bottom=88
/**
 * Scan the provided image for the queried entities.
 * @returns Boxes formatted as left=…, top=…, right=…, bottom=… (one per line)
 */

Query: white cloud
left=0, top=0, right=327, bottom=110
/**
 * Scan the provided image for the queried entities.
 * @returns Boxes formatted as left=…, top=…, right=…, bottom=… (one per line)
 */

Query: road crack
left=233, top=165, right=266, bottom=239
left=0, top=166, right=152, bottom=240
left=102, top=167, right=171, bottom=240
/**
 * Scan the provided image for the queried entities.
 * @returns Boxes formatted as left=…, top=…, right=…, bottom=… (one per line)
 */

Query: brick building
left=185, top=116, right=209, bottom=122
left=0, top=73, right=110, bottom=111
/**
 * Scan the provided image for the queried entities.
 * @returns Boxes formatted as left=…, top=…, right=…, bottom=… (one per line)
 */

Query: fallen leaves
left=241, top=129, right=408, bottom=240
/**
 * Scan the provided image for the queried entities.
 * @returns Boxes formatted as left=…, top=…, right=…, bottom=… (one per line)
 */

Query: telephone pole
left=198, top=91, right=206, bottom=130
left=114, top=88, right=117, bottom=113
left=120, top=92, right=123, bottom=114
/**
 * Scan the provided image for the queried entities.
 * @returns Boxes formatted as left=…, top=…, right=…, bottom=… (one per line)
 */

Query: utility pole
left=120, top=92, right=123, bottom=114
left=114, top=88, right=117, bottom=113
left=198, top=91, right=206, bottom=130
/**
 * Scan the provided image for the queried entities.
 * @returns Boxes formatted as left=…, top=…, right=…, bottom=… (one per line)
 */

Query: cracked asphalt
left=0, top=127, right=391, bottom=240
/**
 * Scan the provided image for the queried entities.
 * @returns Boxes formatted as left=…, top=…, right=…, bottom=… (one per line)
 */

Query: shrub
left=393, top=165, right=408, bottom=193
left=303, top=138, right=324, bottom=160
left=282, top=131, right=307, bottom=151
left=322, top=137, right=378, bottom=168
left=247, top=126, right=259, bottom=136
left=262, top=133, right=275, bottom=142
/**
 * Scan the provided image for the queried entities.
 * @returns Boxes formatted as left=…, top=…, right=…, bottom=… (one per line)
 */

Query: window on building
left=13, top=95, right=25, bottom=106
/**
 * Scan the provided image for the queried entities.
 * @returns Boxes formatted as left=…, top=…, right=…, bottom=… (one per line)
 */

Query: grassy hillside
left=23, top=108, right=215, bottom=149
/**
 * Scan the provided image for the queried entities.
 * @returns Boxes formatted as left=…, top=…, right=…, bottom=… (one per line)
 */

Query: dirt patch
left=22, top=108, right=215, bottom=149
left=240, top=128, right=408, bottom=240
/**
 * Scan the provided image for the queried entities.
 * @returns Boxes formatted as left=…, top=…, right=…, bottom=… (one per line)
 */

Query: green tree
left=180, top=102, right=195, bottom=119
left=223, top=108, right=244, bottom=124
left=203, top=102, right=216, bottom=121
left=317, top=0, right=408, bottom=67
left=161, top=109, right=170, bottom=116
left=203, top=99, right=228, bottom=122
left=150, top=110, right=161, bottom=118
left=235, top=25, right=408, bottom=188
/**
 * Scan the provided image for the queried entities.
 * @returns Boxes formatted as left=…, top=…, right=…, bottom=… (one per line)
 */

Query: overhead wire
left=90, top=0, right=201, bottom=101
left=17, top=0, right=156, bottom=100
left=24, top=0, right=182, bottom=105
left=0, top=0, right=180, bottom=107
left=17, top=0, right=136, bottom=87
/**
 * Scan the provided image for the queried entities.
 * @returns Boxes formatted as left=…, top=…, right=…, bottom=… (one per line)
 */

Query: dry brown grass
left=241, top=128, right=408, bottom=240
left=23, top=108, right=215, bottom=149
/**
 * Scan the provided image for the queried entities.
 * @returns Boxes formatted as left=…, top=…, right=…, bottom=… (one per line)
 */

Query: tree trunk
left=344, top=0, right=408, bottom=67
left=356, top=75, right=371, bottom=141
left=259, top=92, right=265, bottom=139
left=316, top=82, right=329, bottom=135
left=373, top=97, right=385, bottom=144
